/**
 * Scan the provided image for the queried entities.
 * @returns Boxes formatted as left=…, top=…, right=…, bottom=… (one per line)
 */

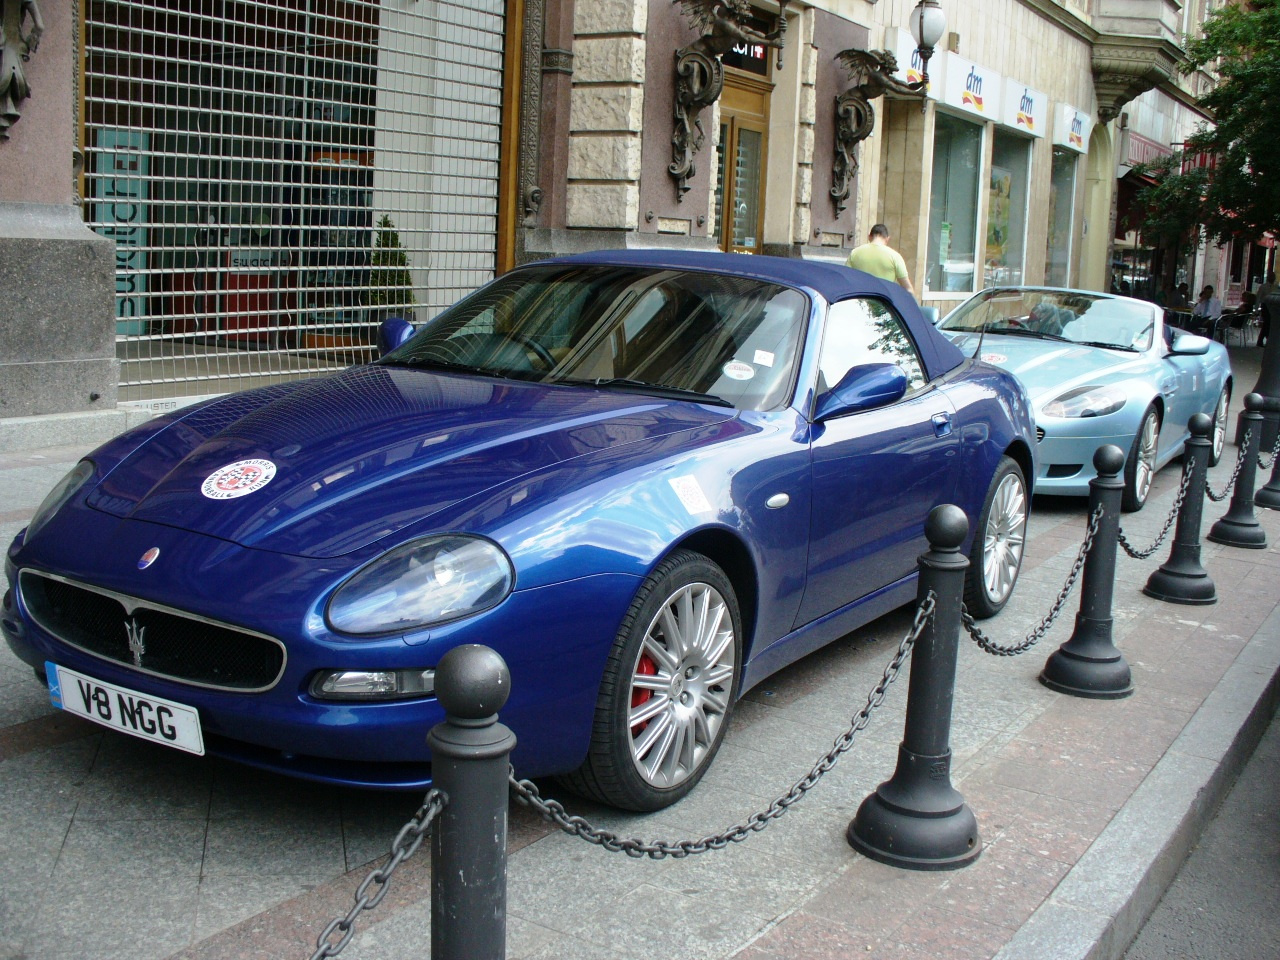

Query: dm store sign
left=944, top=56, right=1001, bottom=120
left=1002, top=84, right=1047, bottom=138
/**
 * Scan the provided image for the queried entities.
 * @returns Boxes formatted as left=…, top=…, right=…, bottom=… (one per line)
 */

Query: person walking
left=846, top=223, right=915, bottom=296
left=1257, top=272, right=1275, bottom=347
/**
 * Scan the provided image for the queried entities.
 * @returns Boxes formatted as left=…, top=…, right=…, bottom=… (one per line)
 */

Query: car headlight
left=1042, top=386, right=1128, bottom=419
left=25, top=460, right=95, bottom=542
left=327, top=534, right=513, bottom=636
left=310, top=668, right=436, bottom=701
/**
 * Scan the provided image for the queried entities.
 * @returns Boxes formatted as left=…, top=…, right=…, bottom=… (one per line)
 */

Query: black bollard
left=1208, top=392, right=1268, bottom=549
left=428, top=644, right=517, bottom=960
left=847, top=504, right=981, bottom=871
left=1143, top=414, right=1218, bottom=605
left=1235, top=294, right=1280, bottom=451
left=1256, top=443, right=1280, bottom=511
left=1040, top=445, right=1134, bottom=699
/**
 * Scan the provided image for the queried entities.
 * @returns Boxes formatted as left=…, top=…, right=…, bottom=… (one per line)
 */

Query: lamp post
left=910, top=0, right=946, bottom=113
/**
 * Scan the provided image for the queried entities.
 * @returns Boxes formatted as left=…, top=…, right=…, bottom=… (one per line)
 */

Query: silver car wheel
left=628, top=582, right=735, bottom=789
left=1212, top=389, right=1228, bottom=464
left=1135, top=411, right=1159, bottom=504
left=983, top=472, right=1027, bottom=605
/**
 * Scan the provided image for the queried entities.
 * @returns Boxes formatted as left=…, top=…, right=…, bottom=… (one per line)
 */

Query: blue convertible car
left=939, top=288, right=1232, bottom=512
left=4, top=250, right=1035, bottom=810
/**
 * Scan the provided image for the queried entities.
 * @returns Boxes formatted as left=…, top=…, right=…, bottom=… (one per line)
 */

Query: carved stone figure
left=670, top=0, right=788, bottom=200
left=0, top=0, right=43, bottom=141
left=830, top=49, right=925, bottom=214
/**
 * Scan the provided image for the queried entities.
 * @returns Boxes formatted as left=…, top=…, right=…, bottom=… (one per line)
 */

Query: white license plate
left=46, top=662, right=205, bottom=756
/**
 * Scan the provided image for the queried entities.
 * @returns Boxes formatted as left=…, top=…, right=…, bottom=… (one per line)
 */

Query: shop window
left=986, top=131, right=1031, bottom=286
left=1045, top=148, right=1077, bottom=287
left=926, top=113, right=983, bottom=293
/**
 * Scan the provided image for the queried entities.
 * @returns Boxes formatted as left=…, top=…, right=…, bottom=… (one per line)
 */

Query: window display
left=926, top=113, right=983, bottom=293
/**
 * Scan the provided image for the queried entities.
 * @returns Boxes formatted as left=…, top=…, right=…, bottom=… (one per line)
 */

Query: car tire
left=964, top=456, right=1028, bottom=619
left=559, top=550, right=741, bottom=812
left=1208, top=386, right=1230, bottom=467
left=1122, top=405, right=1161, bottom=512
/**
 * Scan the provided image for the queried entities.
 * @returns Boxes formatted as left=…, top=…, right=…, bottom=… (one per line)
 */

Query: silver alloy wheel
left=627, top=582, right=735, bottom=788
left=1135, top=411, right=1159, bottom=504
left=1212, top=389, right=1229, bottom=463
left=982, top=471, right=1028, bottom=605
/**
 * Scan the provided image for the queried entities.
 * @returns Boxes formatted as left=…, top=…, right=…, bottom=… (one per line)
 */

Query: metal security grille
left=83, top=0, right=504, bottom=404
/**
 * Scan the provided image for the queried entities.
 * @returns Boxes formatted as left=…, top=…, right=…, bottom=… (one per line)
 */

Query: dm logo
left=1069, top=115, right=1085, bottom=149
left=201, top=459, right=277, bottom=500
left=962, top=69, right=985, bottom=111
left=1017, top=89, right=1035, bottom=131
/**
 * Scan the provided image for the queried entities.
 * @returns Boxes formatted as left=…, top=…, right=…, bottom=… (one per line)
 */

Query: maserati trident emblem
left=138, top=547, right=160, bottom=570
left=125, top=618, right=146, bottom=668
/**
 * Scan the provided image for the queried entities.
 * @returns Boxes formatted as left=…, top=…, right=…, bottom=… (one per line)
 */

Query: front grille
left=19, top=571, right=285, bottom=692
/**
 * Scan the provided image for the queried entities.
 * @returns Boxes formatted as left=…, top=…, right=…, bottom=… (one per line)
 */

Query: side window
left=819, top=298, right=927, bottom=394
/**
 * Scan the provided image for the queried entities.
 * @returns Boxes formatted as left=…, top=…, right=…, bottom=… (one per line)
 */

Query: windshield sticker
left=723, top=361, right=755, bottom=381
left=202, top=459, right=278, bottom=500
left=981, top=353, right=1008, bottom=364
left=669, top=476, right=714, bottom=516
left=753, top=350, right=775, bottom=367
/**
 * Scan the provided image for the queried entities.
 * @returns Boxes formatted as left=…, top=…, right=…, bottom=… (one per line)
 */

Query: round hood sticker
left=201, top=459, right=278, bottom=500
left=980, top=352, right=1008, bottom=364
left=722, top=361, right=755, bottom=381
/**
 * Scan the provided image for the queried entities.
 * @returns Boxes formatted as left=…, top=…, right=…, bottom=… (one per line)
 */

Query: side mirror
left=378, top=316, right=416, bottom=356
left=1170, top=332, right=1211, bottom=356
left=815, top=363, right=910, bottom=421
left=919, top=306, right=940, bottom=326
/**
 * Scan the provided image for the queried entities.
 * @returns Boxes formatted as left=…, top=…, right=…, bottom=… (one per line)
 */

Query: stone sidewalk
left=2, top=356, right=1278, bottom=960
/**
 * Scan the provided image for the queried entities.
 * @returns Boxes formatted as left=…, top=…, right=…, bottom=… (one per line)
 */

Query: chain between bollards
left=1206, top=429, right=1252, bottom=502
left=1120, top=464, right=1193, bottom=559
left=511, top=593, right=937, bottom=858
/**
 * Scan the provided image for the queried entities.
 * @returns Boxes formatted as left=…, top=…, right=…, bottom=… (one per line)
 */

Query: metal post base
left=1040, top=643, right=1133, bottom=699
left=847, top=746, right=981, bottom=871
left=1142, top=565, right=1217, bottom=605
left=1253, top=484, right=1280, bottom=510
left=1206, top=516, right=1268, bottom=549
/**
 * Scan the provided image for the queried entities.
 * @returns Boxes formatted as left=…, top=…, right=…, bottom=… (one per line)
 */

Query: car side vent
left=1035, top=426, right=1045, bottom=443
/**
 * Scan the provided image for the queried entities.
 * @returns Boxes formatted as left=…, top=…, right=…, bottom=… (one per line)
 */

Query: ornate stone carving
left=542, top=47, right=573, bottom=75
left=669, top=0, right=789, bottom=201
left=1092, top=35, right=1182, bottom=123
left=830, top=49, right=924, bottom=215
left=0, top=0, right=44, bottom=141
left=514, top=0, right=545, bottom=252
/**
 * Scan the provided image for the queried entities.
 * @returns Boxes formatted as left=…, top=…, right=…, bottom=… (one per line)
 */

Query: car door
left=796, top=297, right=961, bottom=628
left=1157, top=320, right=1204, bottom=454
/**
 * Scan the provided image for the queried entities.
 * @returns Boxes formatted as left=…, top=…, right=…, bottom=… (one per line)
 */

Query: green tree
left=367, top=214, right=418, bottom=310
left=1135, top=0, right=1280, bottom=244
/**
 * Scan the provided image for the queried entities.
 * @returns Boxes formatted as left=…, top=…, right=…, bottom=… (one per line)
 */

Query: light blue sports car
left=938, top=287, right=1232, bottom=511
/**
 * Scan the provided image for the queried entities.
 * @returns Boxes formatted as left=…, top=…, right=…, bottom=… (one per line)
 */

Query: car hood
left=946, top=333, right=1145, bottom=405
left=86, top=365, right=734, bottom=558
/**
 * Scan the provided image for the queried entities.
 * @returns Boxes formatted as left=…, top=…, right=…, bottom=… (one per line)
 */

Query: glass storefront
left=985, top=131, right=1030, bottom=286
left=926, top=113, right=984, bottom=294
left=1045, top=148, right=1077, bottom=287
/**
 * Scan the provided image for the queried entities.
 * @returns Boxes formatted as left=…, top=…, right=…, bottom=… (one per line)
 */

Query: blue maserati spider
left=938, top=287, right=1232, bottom=512
left=4, top=250, right=1035, bottom=810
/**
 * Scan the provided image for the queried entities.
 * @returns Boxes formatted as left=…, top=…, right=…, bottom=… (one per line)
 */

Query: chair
left=1216, top=309, right=1256, bottom=347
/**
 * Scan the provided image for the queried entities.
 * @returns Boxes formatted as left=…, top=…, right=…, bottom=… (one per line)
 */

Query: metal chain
left=309, top=789, right=448, bottom=960
left=1207, top=428, right=1251, bottom=502
left=1259, top=431, right=1280, bottom=471
left=1118, top=459, right=1193, bottom=559
left=962, top=504, right=1102, bottom=656
left=509, top=593, right=938, bottom=859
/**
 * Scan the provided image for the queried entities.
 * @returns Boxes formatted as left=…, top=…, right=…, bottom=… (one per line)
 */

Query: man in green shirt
left=846, top=223, right=915, bottom=296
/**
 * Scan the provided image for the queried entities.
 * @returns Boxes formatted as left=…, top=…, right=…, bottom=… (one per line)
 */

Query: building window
left=1045, top=148, right=1077, bottom=286
left=986, top=131, right=1031, bottom=286
left=926, top=113, right=984, bottom=293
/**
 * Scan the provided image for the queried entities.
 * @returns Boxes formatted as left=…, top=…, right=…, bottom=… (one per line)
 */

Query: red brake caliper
left=630, top=654, right=657, bottom=732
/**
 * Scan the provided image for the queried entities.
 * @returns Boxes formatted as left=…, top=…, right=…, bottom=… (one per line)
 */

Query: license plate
left=46, top=662, right=205, bottom=756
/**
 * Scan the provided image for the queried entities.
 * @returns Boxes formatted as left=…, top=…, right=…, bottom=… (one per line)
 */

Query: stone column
left=0, top=1, right=118, bottom=428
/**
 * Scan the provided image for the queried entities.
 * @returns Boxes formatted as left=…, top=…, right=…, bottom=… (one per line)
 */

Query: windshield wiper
left=379, top=356, right=517, bottom=378
left=1073, top=340, right=1138, bottom=353
left=559, top=377, right=732, bottom=407
left=988, top=327, right=1071, bottom=342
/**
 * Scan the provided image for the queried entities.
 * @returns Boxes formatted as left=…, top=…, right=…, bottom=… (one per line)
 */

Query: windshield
left=940, top=289, right=1156, bottom=352
left=377, top=264, right=810, bottom=411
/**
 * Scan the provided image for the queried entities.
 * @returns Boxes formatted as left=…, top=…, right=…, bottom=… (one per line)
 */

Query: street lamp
left=909, top=0, right=946, bottom=113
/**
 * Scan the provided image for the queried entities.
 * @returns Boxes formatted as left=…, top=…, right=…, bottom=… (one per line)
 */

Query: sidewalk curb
left=993, top=600, right=1280, bottom=960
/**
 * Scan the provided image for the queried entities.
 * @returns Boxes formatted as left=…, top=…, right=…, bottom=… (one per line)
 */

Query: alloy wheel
left=982, top=472, right=1028, bottom=606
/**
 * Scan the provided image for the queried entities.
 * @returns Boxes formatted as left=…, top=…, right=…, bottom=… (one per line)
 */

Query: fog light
left=310, top=669, right=436, bottom=701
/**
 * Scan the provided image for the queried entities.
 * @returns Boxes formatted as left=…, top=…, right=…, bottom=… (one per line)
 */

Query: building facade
left=0, top=0, right=1262, bottom=424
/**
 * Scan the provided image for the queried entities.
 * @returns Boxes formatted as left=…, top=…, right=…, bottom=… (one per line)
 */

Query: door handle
left=931, top=412, right=953, bottom=437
